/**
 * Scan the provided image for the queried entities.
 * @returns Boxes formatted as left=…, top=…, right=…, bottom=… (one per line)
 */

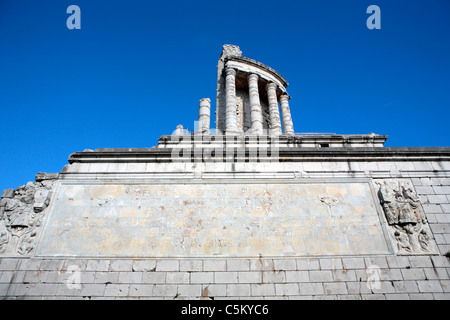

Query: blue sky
left=0, top=0, right=449, bottom=191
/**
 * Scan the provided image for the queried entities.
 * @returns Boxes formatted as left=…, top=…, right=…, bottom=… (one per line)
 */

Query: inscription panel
left=35, top=180, right=392, bottom=258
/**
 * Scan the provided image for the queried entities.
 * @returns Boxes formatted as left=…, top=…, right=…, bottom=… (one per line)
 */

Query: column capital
left=225, top=67, right=237, bottom=76
left=266, top=82, right=278, bottom=91
left=248, top=73, right=259, bottom=82
left=279, top=93, right=291, bottom=101
left=200, top=98, right=211, bottom=104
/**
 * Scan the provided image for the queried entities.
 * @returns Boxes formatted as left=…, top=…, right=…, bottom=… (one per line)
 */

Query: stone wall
left=1, top=147, right=449, bottom=300
left=0, top=255, right=449, bottom=300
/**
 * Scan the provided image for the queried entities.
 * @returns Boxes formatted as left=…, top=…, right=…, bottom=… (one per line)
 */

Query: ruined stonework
left=1, top=45, right=450, bottom=300
left=0, top=173, right=57, bottom=256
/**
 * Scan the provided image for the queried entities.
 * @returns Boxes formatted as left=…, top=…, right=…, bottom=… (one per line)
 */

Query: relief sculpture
left=0, top=176, right=56, bottom=256
left=375, top=179, right=438, bottom=255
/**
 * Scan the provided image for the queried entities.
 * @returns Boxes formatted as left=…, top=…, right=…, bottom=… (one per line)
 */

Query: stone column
left=279, top=94, right=295, bottom=136
left=198, top=98, right=211, bottom=134
left=225, top=67, right=238, bottom=134
left=266, top=82, right=282, bottom=135
left=247, top=74, right=263, bottom=135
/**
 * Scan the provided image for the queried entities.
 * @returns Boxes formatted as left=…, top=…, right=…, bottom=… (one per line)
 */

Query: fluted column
left=247, top=74, right=263, bottom=135
left=279, top=94, right=294, bottom=135
left=225, top=67, right=238, bottom=134
left=266, top=82, right=282, bottom=135
left=198, top=98, right=211, bottom=133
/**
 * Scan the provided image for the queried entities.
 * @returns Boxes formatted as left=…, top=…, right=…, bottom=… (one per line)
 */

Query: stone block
left=285, top=271, right=309, bottom=283
left=433, top=186, right=450, bottom=194
left=0, top=259, right=19, bottom=271
left=238, top=271, right=261, bottom=283
left=250, top=284, right=275, bottom=296
left=0, top=284, right=10, bottom=296
left=215, top=272, right=238, bottom=284
left=93, top=271, right=119, bottom=284
left=23, top=270, right=48, bottom=283
left=372, top=281, right=396, bottom=294
left=35, top=172, right=59, bottom=182
left=177, top=284, right=202, bottom=297
left=431, top=256, right=450, bottom=268
left=386, top=256, right=411, bottom=269
left=440, top=204, right=450, bottom=213
left=166, top=272, right=190, bottom=284
left=393, top=281, right=419, bottom=293
left=379, top=269, right=403, bottom=281
left=104, top=283, right=128, bottom=297
left=409, top=256, right=433, bottom=268
left=273, top=259, right=297, bottom=271
left=409, top=293, right=434, bottom=300
left=190, top=272, right=214, bottom=284
left=141, top=272, right=166, bottom=284
left=155, top=260, right=179, bottom=272
left=226, top=284, right=251, bottom=296
left=40, top=260, right=64, bottom=271
left=309, top=270, right=333, bottom=282
left=31, top=283, right=58, bottom=296
left=423, top=204, right=443, bottom=214
left=262, top=271, right=286, bottom=283
left=109, top=260, right=133, bottom=272
left=296, top=258, right=320, bottom=271
left=428, top=195, right=448, bottom=204
left=118, top=272, right=143, bottom=284
left=401, top=268, right=426, bottom=281
left=417, top=280, right=443, bottom=293
left=342, top=257, right=366, bottom=269
left=55, top=282, right=80, bottom=296
left=332, top=270, right=357, bottom=282
left=423, top=268, right=449, bottom=280
left=86, top=260, right=111, bottom=272
left=323, top=282, right=347, bottom=295
left=432, top=293, right=450, bottom=300
left=203, top=259, right=226, bottom=271
left=1, top=189, right=15, bottom=199
left=80, top=284, right=106, bottom=297
left=385, top=293, right=410, bottom=300
left=250, top=259, right=274, bottom=271
left=361, top=294, right=386, bottom=300
left=346, top=282, right=372, bottom=295
left=227, top=259, right=250, bottom=271
left=202, top=284, right=226, bottom=297
left=441, top=280, right=450, bottom=293
left=319, top=258, right=343, bottom=270
left=364, top=257, right=388, bottom=269
left=299, top=283, right=324, bottom=295
left=128, top=284, right=153, bottom=297
left=17, top=259, right=42, bottom=271
left=0, top=271, right=14, bottom=283
left=179, top=260, right=202, bottom=272
left=275, top=283, right=300, bottom=296
left=415, top=186, right=435, bottom=195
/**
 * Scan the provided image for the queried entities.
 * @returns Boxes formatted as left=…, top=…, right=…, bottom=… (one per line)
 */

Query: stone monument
left=0, top=45, right=449, bottom=300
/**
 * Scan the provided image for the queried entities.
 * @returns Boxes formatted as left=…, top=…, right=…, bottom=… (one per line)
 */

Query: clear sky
left=0, top=0, right=449, bottom=191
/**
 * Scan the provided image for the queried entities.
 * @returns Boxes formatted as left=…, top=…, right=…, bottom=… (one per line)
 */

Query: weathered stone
left=1, top=189, right=15, bottom=199
left=0, top=44, right=449, bottom=302
left=35, top=172, right=59, bottom=182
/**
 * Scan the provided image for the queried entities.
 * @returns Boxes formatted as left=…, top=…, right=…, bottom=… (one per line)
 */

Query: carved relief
left=375, top=179, right=438, bottom=255
left=0, top=177, right=56, bottom=256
